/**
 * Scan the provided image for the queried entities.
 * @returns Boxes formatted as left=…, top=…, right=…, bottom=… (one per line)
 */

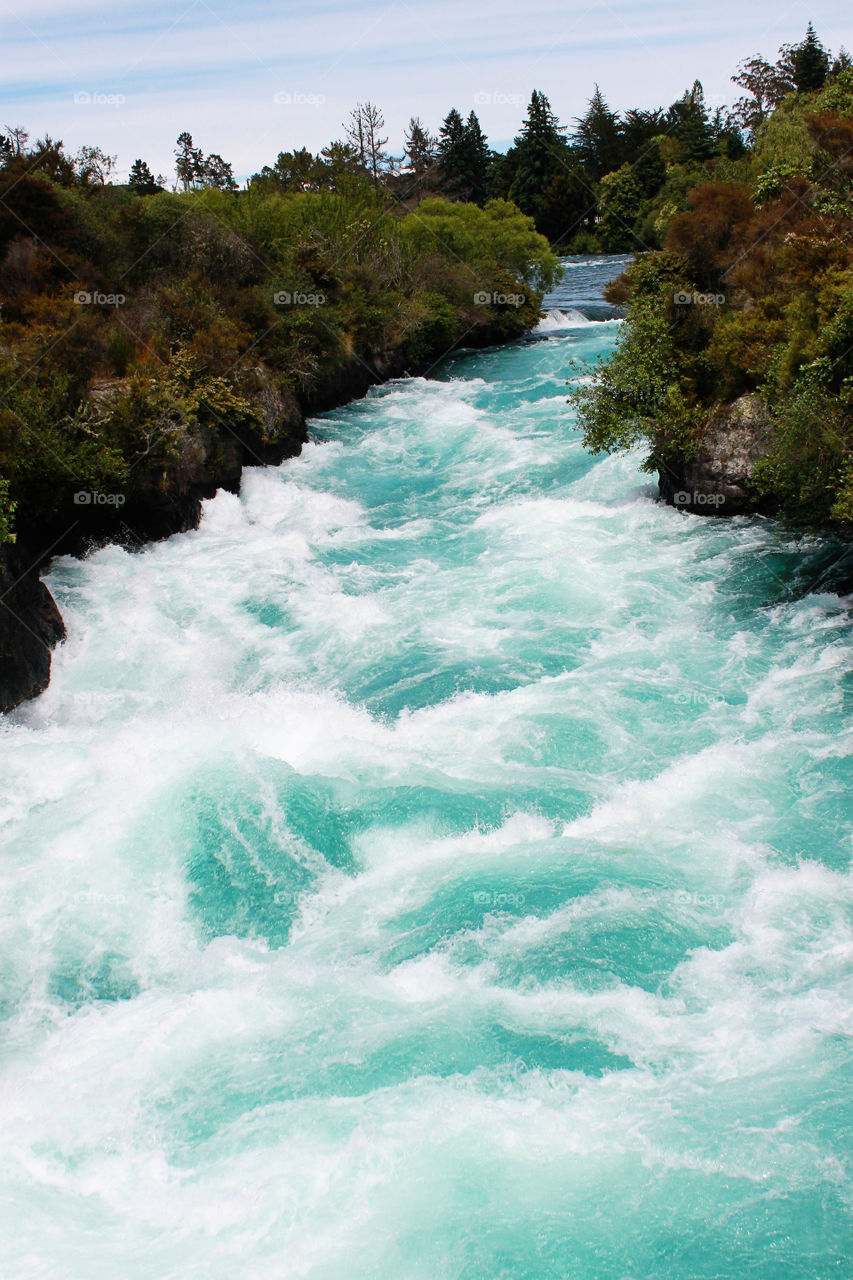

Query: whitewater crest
left=534, top=307, right=623, bottom=333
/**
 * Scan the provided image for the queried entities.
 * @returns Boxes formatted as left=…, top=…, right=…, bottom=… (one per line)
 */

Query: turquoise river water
left=2, top=257, right=853, bottom=1278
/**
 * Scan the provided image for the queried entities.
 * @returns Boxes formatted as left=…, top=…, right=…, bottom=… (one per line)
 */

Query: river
left=2, top=256, right=852, bottom=1278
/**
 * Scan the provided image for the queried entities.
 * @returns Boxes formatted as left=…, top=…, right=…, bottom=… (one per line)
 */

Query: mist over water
left=2, top=258, right=853, bottom=1279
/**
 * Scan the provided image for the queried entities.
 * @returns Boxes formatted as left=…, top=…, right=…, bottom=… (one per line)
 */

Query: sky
left=2, top=0, right=851, bottom=182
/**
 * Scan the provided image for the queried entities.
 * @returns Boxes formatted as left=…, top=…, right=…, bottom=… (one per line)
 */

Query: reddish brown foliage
left=664, top=183, right=754, bottom=287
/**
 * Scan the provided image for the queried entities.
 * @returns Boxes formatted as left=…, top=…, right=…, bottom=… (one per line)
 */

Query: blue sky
left=2, top=0, right=850, bottom=181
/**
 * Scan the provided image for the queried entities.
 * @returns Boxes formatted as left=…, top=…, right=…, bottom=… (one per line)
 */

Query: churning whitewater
left=2, top=258, right=853, bottom=1279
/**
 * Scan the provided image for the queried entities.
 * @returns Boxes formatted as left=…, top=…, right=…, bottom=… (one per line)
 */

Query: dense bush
left=574, top=55, right=853, bottom=525
left=0, top=152, right=558, bottom=544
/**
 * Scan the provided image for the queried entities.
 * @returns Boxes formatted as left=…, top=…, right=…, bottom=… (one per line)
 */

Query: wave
left=534, top=308, right=622, bottom=333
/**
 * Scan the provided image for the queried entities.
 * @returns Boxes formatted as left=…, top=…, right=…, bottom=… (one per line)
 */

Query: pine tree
left=831, top=47, right=852, bottom=76
left=175, top=132, right=204, bottom=191
left=128, top=158, right=158, bottom=193
left=574, top=87, right=623, bottom=179
left=666, top=82, right=714, bottom=162
left=437, top=108, right=468, bottom=198
left=507, top=91, right=568, bottom=217
left=790, top=22, right=830, bottom=92
left=404, top=117, right=436, bottom=175
left=201, top=153, right=236, bottom=190
left=464, top=111, right=491, bottom=205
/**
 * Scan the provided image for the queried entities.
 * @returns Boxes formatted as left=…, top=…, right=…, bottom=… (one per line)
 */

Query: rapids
left=2, top=256, right=852, bottom=1279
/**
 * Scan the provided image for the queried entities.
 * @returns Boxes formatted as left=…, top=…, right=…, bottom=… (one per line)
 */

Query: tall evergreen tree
left=574, top=87, right=623, bottom=179
left=437, top=108, right=469, bottom=198
left=507, top=91, right=568, bottom=217
left=464, top=110, right=491, bottom=205
left=666, top=82, right=715, bottom=162
left=789, top=22, right=830, bottom=92
left=404, top=117, right=436, bottom=175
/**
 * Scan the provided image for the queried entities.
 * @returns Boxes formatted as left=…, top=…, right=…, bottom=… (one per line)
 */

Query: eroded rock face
left=0, top=548, right=66, bottom=713
left=659, top=393, right=777, bottom=517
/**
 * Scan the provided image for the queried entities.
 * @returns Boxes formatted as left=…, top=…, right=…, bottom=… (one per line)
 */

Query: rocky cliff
left=658, top=393, right=777, bottom=517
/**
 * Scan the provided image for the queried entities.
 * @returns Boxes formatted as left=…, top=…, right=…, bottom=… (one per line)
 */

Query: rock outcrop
left=659, top=393, right=777, bottom=516
left=0, top=547, right=66, bottom=712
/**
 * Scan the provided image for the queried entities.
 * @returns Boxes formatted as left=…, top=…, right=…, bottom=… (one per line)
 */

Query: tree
left=318, top=140, right=361, bottom=189
left=666, top=82, right=715, bottom=162
left=201, top=153, right=236, bottom=190
left=73, top=145, right=116, bottom=185
left=175, top=132, right=204, bottom=191
left=175, top=133, right=236, bottom=191
left=258, top=148, right=316, bottom=191
left=128, top=158, right=159, bottom=194
left=622, top=108, right=665, bottom=155
left=436, top=109, right=493, bottom=204
left=633, top=137, right=667, bottom=196
left=437, top=108, right=468, bottom=198
left=574, top=87, right=623, bottom=178
left=710, top=108, right=746, bottom=160
left=404, top=117, right=436, bottom=175
left=464, top=111, right=491, bottom=205
left=788, top=22, right=830, bottom=92
left=1, top=126, right=29, bottom=160
left=345, top=102, right=389, bottom=186
left=597, top=164, right=645, bottom=251
left=535, top=167, right=595, bottom=245
left=29, top=136, right=75, bottom=184
left=507, top=91, right=569, bottom=219
left=731, top=55, right=794, bottom=136
left=831, top=48, right=852, bottom=76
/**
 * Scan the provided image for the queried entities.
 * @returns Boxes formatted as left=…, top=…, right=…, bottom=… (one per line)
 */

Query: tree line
left=3, top=22, right=842, bottom=256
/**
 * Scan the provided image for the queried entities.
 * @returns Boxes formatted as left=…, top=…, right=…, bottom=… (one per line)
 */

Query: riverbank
left=0, top=174, right=559, bottom=711
left=0, top=318, right=542, bottom=713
